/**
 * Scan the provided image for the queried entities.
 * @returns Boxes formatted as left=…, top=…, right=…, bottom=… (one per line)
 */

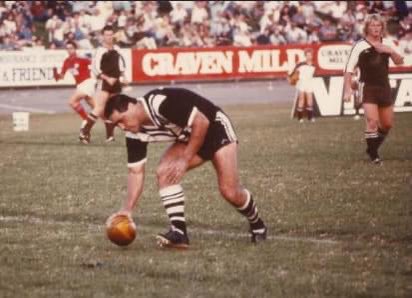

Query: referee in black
left=80, top=25, right=127, bottom=144
left=343, top=14, right=404, bottom=164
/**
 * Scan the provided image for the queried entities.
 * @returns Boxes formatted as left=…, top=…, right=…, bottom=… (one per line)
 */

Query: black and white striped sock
left=160, top=185, right=187, bottom=235
left=377, top=127, right=388, bottom=149
left=236, top=190, right=265, bottom=233
left=87, top=112, right=98, bottom=122
left=365, top=131, right=380, bottom=159
left=306, top=106, right=313, bottom=120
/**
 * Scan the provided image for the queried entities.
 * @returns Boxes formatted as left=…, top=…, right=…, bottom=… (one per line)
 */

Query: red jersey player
left=53, top=41, right=96, bottom=139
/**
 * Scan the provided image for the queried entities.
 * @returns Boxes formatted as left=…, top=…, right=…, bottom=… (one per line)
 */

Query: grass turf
left=0, top=104, right=411, bottom=297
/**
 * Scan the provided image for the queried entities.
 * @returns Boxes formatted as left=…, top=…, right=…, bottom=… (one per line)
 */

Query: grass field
left=0, top=104, right=411, bottom=298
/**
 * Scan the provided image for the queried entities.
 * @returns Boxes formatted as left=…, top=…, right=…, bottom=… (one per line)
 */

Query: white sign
left=317, top=44, right=352, bottom=70
left=12, top=112, right=29, bottom=131
left=293, top=73, right=412, bottom=117
left=0, top=49, right=132, bottom=87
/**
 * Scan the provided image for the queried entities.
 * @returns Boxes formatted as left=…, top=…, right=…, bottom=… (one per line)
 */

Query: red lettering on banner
left=141, top=51, right=233, bottom=76
left=132, top=44, right=412, bottom=83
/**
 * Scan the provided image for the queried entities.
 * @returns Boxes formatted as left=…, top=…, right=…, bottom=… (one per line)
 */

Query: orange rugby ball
left=106, top=214, right=136, bottom=246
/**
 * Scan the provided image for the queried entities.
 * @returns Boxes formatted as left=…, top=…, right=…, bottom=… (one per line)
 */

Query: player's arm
left=375, top=43, right=404, bottom=65
left=163, top=110, right=209, bottom=185
left=157, top=95, right=210, bottom=183
left=389, top=50, right=404, bottom=65
left=122, top=163, right=145, bottom=213
left=343, top=72, right=354, bottom=102
left=159, top=98, right=210, bottom=161
left=53, top=60, right=68, bottom=81
left=116, top=137, right=148, bottom=216
left=92, top=48, right=115, bottom=84
left=343, top=45, right=360, bottom=102
left=183, top=110, right=209, bottom=161
left=118, top=51, right=128, bottom=85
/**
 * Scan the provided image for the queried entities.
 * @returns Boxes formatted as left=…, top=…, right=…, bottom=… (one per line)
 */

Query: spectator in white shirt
left=3, top=13, right=17, bottom=35
left=285, top=22, right=307, bottom=44
left=170, top=2, right=188, bottom=26
left=191, top=1, right=209, bottom=25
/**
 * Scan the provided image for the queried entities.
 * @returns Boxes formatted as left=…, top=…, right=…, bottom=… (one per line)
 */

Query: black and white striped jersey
left=93, top=45, right=126, bottom=78
left=126, top=87, right=222, bottom=167
left=344, top=38, right=391, bottom=86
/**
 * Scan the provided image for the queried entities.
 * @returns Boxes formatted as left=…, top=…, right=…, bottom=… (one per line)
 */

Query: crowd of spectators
left=0, top=1, right=411, bottom=54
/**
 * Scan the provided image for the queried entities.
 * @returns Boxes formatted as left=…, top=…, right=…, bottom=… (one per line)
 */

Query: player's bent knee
left=155, top=164, right=170, bottom=186
left=366, top=118, right=379, bottom=131
left=219, top=185, right=239, bottom=203
left=69, top=97, right=81, bottom=107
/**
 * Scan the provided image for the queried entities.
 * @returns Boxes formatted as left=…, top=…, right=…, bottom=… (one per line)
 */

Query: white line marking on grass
left=196, top=228, right=339, bottom=245
left=0, top=103, right=56, bottom=114
left=0, top=215, right=339, bottom=245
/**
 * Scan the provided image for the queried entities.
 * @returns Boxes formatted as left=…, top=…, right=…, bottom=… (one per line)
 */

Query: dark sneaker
left=366, top=148, right=382, bottom=165
left=250, top=226, right=267, bottom=243
left=156, top=230, right=189, bottom=249
left=250, top=218, right=267, bottom=243
left=79, top=129, right=90, bottom=144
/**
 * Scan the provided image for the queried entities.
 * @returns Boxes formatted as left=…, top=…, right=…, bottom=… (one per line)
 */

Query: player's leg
left=68, top=91, right=88, bottom=120
left=363, top=103, right=381, bottom=163
left=95, top=91, right=117, bottom=143
left=305, top=92, right=314, bottom=122
left=155, top=142, right=205, bottom=249
left=80, top=90, right=110, bottom=143
left=100, top=82, right=123, bottom=142
left=84, top=95, right=95, bottom=109
left=212, top=142, right=267, bottom=243
left=297, top=91, right=305, bottom=122
left=376, top=104, right=394, bottom=152
left=77, top=78, right=96, bottom=110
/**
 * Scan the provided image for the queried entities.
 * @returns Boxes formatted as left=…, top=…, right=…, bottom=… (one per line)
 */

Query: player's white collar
left=136, top=97, right=157, bottom=126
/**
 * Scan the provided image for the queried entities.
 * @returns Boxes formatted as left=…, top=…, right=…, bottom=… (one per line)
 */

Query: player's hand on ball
left=106, top=210, right=132, bottom=225
left=106, top=211, right=136, bottom=246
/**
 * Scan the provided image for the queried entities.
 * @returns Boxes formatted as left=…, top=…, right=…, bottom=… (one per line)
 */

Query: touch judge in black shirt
left=343, top=14, right=404, bottom=164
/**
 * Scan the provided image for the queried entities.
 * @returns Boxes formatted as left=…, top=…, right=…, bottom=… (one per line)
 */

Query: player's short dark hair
left=102, top=25, right=114, bottom=33
left=104, top=94, right=137, bottom=119
left=66, top=40, right=77, bottom=48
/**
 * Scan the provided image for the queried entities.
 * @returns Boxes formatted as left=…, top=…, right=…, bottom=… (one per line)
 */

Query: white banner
left=292, top=73, right=412, bottom=117
left=0, top=49, right=132, bottom=87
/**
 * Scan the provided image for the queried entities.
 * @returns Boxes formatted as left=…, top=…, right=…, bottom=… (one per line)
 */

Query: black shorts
left=100, top=79, right=122, bottom=94
left=196, top=111, right=238, bottom=160
left=361, top=84, right=393, bottom=107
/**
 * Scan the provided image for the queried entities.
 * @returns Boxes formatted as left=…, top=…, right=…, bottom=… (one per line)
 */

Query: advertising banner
left=1, top=44, right=411, bottom=116
left=131, top=43, right=412, bottom=82
left=291, top=73, right=412, bottom=117
left=0, top=49, right=132, bottom=87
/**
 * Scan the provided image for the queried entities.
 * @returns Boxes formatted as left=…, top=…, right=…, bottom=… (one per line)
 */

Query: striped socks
left=236, top=189, right=265, bottom=233
left=87, top=112, right=98, bottom=123
left=306, top=106, right=313, bottom=121
left=377, top=127, right=388, bottom=149
left=81, top=112, right=97, bottom=134
left=160, top=185, right=187, bottom=235
left=365, top=131, right=380, bottom=160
